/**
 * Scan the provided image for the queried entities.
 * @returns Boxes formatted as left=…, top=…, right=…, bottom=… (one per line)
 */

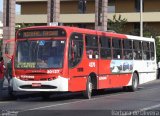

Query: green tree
left=143, top=25, right=160, bottom=62
left=108, top=14, right=127, bottom=33
left=16, top=23, right=35, bottom=31
left=131, top=24, right=160, bottom=62
left=155, top=37, right=160, bottom=62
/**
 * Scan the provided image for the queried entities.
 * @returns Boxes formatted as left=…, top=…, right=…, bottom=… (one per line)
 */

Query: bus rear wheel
left=83, top=76, right=93, bottom=99
left=128, top=73, right=139, bottom=92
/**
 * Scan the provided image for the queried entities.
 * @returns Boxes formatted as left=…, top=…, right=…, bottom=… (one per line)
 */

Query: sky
left=0, top=0, right=3, bottom=12
left=0, top=0, right=21, bottom=13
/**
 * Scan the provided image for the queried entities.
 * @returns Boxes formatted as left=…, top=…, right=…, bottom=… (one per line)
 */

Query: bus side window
left=99, top=36, right=111, bottom=59
left=150, top=42, right=155, bottom=60
left=123, top=39, right=133, bottom=60
left=112, top=38, right=122, bottom=59
left=133, top=40, right=142, bottom=60
left=142, top=41, right=150, bottom=60
left=69, top=33, right=83, bottom=68
left=85, top=35, right=99, bottom=59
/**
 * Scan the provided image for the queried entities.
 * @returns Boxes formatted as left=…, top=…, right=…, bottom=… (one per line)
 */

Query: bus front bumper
left=11, top=76, right=69, bottom=92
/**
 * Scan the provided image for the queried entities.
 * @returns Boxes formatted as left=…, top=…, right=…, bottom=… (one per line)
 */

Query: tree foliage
left=155, top=37, right=160, bottom=62
left=108, top=14, right=127, bottom=33
left=142, top=25, right=160, bottom=62
left=16, top=23, right=35, bottom=31
left=131, top=24, right=160, bottom=62
left=108, top=14, right=160, bottom=62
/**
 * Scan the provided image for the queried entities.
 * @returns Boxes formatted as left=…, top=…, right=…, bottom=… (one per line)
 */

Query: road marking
left=22, top=91, right=128, bottom=111
left=21, top=87, right=160, bottom=112
left=0, top=101, right=11, bottom=104
left=140, top=104, right=160, bottom=111
left=25, top=99, right=89, bottom=111
left=11, top=83, right=160, bottom=112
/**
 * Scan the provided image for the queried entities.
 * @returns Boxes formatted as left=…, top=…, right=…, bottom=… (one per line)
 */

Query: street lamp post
left=140, top=0, right=143, bottom=37
left=3, top=0, right=15, bottom=64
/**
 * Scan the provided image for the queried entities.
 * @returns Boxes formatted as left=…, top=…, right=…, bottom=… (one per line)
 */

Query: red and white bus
left=7, top=26, right=157, bottom=99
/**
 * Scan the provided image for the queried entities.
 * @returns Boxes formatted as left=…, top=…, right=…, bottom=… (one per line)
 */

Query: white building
left=0, top=21, right=3, bottom=39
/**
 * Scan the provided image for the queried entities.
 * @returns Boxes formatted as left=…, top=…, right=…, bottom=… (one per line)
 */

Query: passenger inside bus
left=47, top=57, right=62, bottom=68
left=142, top=52, right=147, bottom=60
left=124, top=51, right=132, bottom=59
left=36, top=59, right=48, bottom=68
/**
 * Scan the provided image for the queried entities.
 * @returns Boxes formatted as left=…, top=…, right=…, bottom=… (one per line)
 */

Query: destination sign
left=17, top=29, right=66, bottom=39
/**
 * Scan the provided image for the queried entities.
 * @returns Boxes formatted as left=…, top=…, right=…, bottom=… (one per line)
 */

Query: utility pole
left=140, top=0, right=143, bottom=37
left=95, top=0, right=108, bottom=31
left=47, top=0, right=60, bottom=26
left=3, top=0, right=15, bottom=64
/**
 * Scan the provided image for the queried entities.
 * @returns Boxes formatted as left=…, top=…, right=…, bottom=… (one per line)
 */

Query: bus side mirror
left=4, top=43, right=12, bottom=59
left=4, top=39, right=15, bottom=59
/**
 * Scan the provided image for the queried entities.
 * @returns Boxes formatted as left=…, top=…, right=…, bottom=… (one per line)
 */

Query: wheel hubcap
left=133, top=78, right=138, bottom=89
left=88, top=82, right=92, bottom=94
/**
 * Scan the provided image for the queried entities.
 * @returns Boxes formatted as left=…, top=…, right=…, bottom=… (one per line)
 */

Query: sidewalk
left=0, top=78, right=9, bottom=100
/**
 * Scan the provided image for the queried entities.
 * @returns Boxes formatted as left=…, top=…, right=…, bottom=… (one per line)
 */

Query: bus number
left=47, top=70, right=60, bottom=74
left=89, top=62, right=96, bottom=68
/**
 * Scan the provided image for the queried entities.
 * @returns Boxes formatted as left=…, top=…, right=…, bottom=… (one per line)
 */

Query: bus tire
left=8, top=78, right=15, bottom=98
left=83, top=76, right=93, bottom=99
left=8, top=86, right=17, bottom=99
left=8, top=86, right=13, bottom=96
left=128, top=73, right=139, bottom=92
left=123, top=86, right=129, bottom=91
left=8, top=78, right=18, bottom=99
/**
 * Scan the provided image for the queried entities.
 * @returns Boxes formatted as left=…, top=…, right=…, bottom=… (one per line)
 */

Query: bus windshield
left=15, top=40, right=65, bottom=69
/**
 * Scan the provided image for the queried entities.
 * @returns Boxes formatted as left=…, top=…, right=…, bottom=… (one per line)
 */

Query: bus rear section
left=66, top=30, right=157, bottom=99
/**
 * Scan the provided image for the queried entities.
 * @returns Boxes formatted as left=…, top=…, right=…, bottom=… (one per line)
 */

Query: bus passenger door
left=98, top=36, right=112, bottom=89
left=68, top=33, right=86, bottom=92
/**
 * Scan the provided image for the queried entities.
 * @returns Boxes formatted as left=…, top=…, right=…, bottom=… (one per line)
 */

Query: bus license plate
left=32, top=83, right=41, bottom=87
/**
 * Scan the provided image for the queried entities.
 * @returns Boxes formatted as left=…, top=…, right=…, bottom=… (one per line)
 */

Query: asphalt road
left=0, top=79, right=160, bottom=116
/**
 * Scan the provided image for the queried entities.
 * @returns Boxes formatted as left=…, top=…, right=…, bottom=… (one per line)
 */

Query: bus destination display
left=18, top=29, right=66, bottom=39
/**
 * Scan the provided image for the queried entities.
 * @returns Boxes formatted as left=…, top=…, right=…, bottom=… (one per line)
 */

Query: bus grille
left=20, top=85, right=57, bottom=89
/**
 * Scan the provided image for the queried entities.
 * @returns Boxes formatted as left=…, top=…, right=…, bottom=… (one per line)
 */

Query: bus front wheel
left=83, top=76, right=93, bottom=99
left=8, top=86, right=17, bottom=99
left=8, top=78, right=15, bottom=98
left=8, top=86, right=13, bottom=96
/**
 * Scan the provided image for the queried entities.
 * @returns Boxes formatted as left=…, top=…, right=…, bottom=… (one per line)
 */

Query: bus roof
left=18, top=26, right=155, bottom=42
left=19, top=26, right=126, bottom=38
left=126, top=35, right=155, bottom=42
